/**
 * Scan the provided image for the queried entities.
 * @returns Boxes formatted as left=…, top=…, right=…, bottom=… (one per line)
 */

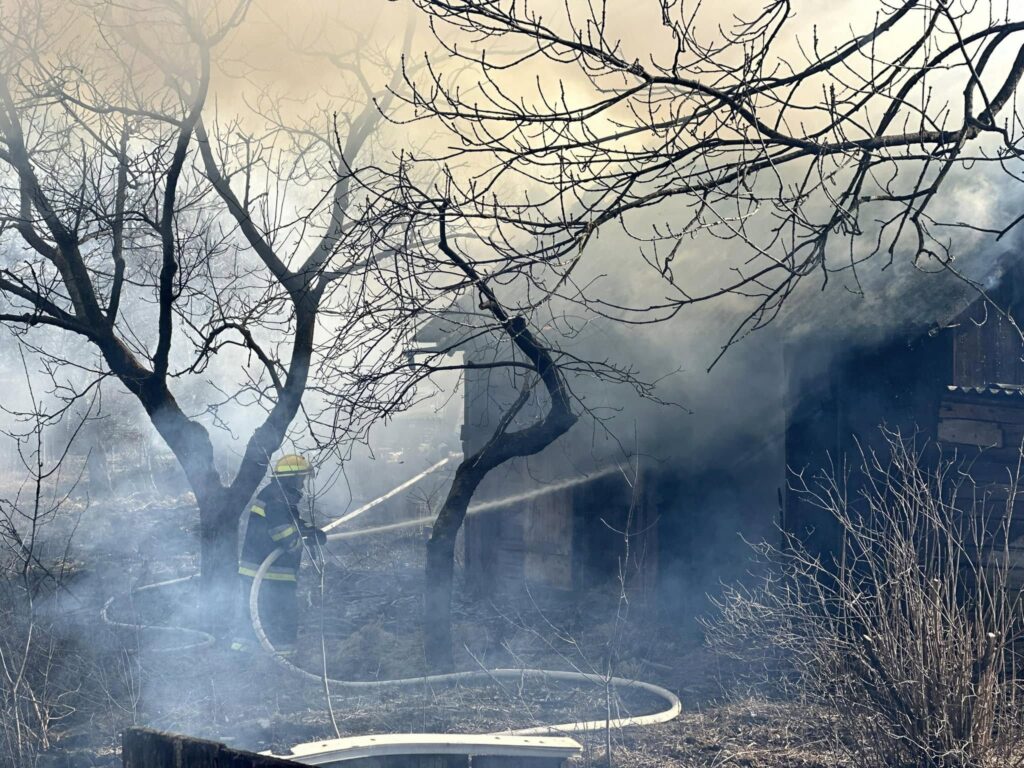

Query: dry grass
left=19, top=454, right=1006, bottom=768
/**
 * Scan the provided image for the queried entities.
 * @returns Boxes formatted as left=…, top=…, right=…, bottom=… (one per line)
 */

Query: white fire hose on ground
left=104, top=458, right=682, bottom=739
left=101, top=574, right=215, bottom=653
left=248, top=544, right=681, bottom=736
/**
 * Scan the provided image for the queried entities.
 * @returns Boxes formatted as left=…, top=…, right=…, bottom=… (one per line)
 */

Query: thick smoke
left=1, top=1, right=1023, bottom=762
left=475, top=154, right=1024, bottom=617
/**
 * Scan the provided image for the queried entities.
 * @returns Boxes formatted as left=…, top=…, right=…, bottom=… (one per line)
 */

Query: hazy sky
left=4, top=0, right=1023, bottom=477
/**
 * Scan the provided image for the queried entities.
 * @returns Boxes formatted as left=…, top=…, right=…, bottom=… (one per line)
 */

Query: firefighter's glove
left=306, top=527, right=328, bottom=547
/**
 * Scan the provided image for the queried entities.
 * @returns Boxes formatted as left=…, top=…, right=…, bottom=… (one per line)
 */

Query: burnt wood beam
left=122, top=727, right=303, bottom=768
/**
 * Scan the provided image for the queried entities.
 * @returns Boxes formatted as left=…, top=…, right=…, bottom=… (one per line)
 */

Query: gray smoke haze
left=2, top=1, right=1024, bottom=761
left=535, top=152, right=1021, bottom=472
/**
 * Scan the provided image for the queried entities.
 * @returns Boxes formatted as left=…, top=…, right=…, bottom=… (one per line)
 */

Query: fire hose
left=101, top=574, right=213, bottom=652
left=100, top=458, right=460, bottom=654
left=248, top=541, right=681, bottom=736
left=103, top=460, right=682, bottom=737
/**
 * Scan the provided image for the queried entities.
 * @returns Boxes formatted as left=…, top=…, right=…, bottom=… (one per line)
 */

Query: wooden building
left=785, top=275, right=1024, bottom=571
left=415, top=275, right=1024, bottom=613
left=412, top=312, right=660, bottom=601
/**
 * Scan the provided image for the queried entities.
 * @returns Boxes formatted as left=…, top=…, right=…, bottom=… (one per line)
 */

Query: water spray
left=329, top=465, right=622, bottom=541
left=322, top=455, right=456, bottom=533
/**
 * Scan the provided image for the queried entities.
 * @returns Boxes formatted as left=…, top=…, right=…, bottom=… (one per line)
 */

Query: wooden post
left=122, top=727, right=304, bottom=768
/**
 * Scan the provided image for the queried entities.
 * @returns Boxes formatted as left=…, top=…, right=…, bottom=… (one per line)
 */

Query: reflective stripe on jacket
left=239, top=482, right=305, bottom=578
left=238, top=561, right=298, bottom=582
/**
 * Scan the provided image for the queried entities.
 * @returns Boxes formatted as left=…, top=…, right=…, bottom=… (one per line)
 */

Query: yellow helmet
left=272, top=453, right=312, bottom=477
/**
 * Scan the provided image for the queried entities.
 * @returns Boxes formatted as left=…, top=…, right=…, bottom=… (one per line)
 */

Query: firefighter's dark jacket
left=239, top=482, right=315, bottom=582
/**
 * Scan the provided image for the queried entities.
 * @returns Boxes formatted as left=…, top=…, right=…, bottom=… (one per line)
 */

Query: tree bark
left=424, top=220, right=578, bottom=671
left=193, top=487, right=237, bottom=634
left=424, top=533, right=459, bottom=672
left=424, top=468, right=482, bottom=671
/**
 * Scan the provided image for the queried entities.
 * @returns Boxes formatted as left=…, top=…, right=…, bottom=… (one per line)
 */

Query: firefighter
left=232, top=453, right=327, bottom=655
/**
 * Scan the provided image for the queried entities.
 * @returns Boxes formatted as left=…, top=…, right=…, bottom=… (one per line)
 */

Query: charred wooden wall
left=784, top=331, right=950, bottom=559
left=122, top=727, right=302, bottom=768
left=460, top=334, right=660, bottom=601
left=464, top=461, right=576, bottom=596
left=784, top=282, right=1024, bottom=573
left=463, top=461, right=658, bottom=600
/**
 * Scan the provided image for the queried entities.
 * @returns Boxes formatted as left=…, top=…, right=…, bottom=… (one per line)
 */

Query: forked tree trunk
left=109, top=308, right=316, bottom=633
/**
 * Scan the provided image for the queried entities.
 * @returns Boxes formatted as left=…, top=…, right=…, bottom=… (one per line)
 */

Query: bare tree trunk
left=123, top=370, right=243, bottom=630
left=196, top=489, right=238, bottom=635
left=424, top=532, right=459, bottom=671
left=423, top=219, right=577, bottom=672
left=424, top=469, right=482, bottom=670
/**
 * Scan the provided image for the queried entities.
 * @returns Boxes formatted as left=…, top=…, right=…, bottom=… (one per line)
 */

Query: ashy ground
left=19, top=492, right=844, bottom=768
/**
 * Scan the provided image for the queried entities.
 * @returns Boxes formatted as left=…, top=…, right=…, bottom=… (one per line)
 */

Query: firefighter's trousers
left=234, top=573, right=299, bottom=650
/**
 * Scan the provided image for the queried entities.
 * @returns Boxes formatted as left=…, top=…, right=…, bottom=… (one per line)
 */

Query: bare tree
left=0, top=0, right=406, bottom=618
left=402, top=0, right=1024, bottom=362
left=416, top=210, right=577, bottom=670
left=319, top=158, right=668, bottom=668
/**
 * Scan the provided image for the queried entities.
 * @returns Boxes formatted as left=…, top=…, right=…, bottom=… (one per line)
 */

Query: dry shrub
left=0, top=377, right=93, bottom=766
left=705, top=431, right=1024, bottom=768
left=0, top=481, right=78, bottom=765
